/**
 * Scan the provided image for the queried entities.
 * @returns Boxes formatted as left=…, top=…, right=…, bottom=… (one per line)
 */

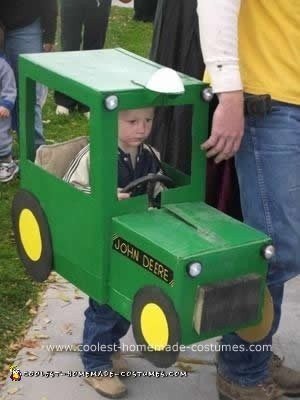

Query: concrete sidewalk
left=1, top=274, right=299, bottom=400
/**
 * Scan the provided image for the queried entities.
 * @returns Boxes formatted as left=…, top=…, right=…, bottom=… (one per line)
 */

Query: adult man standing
left=0, top=0, right=57, bottom=150
left=197, top=1, right=300, bottom=399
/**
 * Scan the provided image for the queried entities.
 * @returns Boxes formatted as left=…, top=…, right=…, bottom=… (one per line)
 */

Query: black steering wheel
left=120, top=173, right=175, bottom=194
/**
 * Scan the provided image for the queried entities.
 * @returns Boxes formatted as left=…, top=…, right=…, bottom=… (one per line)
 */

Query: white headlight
left=187, top=262, right=202, bottom=278
left=202, top=87, right=214, bottom=102
left=104, top=95, right=118, bottom=111
left=262, top=245, right=275, bottom=260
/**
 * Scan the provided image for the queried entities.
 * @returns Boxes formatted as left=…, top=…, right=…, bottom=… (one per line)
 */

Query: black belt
left=244, top=93, right=272, bottom=116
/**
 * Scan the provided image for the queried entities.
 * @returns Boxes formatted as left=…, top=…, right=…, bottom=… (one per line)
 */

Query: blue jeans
left=5, top=18, right=45, bottom=150
left=0, top=116, right=13, bottom=159
left=81, top=298, right=130, bottom=372
left=218, top=101, right=300, bottom=386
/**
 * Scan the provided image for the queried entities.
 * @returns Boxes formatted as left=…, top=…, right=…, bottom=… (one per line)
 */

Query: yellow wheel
left=236, top=287, right=274, bottom=342
left=132, top=286, right=181, bottom=367
left=12, top=190, right=52, bottom=282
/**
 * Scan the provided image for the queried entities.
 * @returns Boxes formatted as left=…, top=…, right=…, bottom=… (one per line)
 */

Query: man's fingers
left=206, top=137, right=226, bottom=158
left=202, top=132, right=243, bottom=162
left=213, top=137, right=235, bottom=163
left=214, top=152, right=230, bottom=164
left=202, top=134, right=240, bottom=163
left=201, top=92, right=244, bottom=161
left=201, top=134, right=219, bottom=151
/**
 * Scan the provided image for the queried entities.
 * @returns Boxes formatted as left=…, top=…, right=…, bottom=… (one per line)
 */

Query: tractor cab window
left=35, top=101, right=192, bottom=203
left=116, top=105, right=192, bottom=205
left=150, top=105, right=192, bottom=186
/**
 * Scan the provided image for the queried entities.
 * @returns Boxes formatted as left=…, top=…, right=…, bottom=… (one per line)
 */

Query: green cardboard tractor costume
left=12, top=49, right=275, bottom=367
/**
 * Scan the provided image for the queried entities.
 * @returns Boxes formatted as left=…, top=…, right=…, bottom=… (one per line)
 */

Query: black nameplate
left=112, top=236, right=174, bottom=286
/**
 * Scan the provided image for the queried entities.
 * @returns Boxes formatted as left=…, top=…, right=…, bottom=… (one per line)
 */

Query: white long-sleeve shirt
left=197, top=0, right=242, bottom=93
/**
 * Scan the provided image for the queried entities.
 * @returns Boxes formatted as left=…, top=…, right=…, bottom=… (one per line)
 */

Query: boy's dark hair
left=0, top=23, right=4, bottom=51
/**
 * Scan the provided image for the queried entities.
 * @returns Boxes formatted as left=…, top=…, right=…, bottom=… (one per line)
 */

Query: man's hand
left=0, top=106, right=10, bottom=118
left=117, top=188, right=131, bottom=200
left=201, top=91, right=244, bottom=163
left=43, top=43, right=55, bottom=52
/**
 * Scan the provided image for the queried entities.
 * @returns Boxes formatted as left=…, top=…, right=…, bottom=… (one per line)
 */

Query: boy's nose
left=137, top=121, right=146, bottom=133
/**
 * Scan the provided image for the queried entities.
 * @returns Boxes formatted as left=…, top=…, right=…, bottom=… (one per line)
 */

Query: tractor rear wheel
left=12, top=189, right=53, bottom=282
left=236, top=287, right=274, bottom=342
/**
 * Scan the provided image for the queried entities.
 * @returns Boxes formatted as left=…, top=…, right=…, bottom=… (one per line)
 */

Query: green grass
left=0, top=6, right=152, bottom=376
left=106, top=7, right=153, bottom=57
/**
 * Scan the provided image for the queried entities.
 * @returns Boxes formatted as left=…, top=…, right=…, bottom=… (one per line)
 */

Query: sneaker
left=217, top=373, right=284, bottom=400
left=55, top=105, right=69, bottom=116
left=111, top=352, right=129, bottom=374
left=270, top=353, right=300, bottom=397
left=0, top=160, right=19, bottom=183
left=84, top=375, right=127, bottom=399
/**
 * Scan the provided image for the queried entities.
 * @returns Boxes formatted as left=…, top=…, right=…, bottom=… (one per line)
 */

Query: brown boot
left=111, top=352, right=129, bottom=374
left=270, top=353, right=300, bottom=397
left=217, top=373, right=284, bottom=400
left=85, top=375, right=127, bottom=399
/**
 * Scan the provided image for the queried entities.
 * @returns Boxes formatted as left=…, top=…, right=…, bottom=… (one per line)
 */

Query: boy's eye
left=128, top=120, right=137, bottom=124
left=146, top=118, right=153, bottom=123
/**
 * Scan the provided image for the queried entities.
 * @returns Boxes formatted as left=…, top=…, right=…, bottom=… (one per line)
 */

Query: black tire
left=11, top=189, right=52, bottom=282
left=132, top=286, right=181, bottom=368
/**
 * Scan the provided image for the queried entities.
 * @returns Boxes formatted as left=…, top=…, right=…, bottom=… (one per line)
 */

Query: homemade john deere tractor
left=12, top=49, right=274, bottom=367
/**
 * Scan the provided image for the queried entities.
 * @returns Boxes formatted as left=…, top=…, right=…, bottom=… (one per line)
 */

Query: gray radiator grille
left=193, top=274, right=263, bottom=335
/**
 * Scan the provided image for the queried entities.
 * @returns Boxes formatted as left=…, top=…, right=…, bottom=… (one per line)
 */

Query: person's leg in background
left=54, top=0, right=84, bottom=114
left=217, top=102, right=300, bottom=400
left=133, top=0, right=158, bottom=22
left=217, top=284, right=284, bottom=395
left=5, top=19, right=45, bottom=149
left=76, top=0, right=112, bottom=115
left=0, top=115, right=19, bottom=183
left=83, top=0, right=112, bottom=50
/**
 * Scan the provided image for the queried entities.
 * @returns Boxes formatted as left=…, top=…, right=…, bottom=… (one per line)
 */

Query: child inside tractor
left=63, top=107, right=164, bottom=398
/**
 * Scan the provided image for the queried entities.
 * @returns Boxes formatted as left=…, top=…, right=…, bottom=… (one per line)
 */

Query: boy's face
left=118, top=108, right=154, bottom=151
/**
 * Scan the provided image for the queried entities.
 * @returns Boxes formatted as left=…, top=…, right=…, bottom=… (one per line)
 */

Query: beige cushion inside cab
left=35, top=136, right=88, bottom=178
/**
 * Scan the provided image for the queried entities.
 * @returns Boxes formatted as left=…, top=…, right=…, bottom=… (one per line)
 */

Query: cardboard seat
left=35, top=136, right=88, bottom=178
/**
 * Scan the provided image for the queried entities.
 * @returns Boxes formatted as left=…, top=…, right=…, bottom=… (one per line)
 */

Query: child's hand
left=0, top=106, right=10, bottom=118
left=117, top=188, right=131, bottom=200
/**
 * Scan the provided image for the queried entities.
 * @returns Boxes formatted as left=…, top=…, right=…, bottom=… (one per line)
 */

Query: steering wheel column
left=119, top=173, right=175, bottom=208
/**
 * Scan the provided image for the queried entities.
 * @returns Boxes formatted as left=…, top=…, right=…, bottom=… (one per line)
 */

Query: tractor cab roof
left=21, top=48, right=199, bottom=94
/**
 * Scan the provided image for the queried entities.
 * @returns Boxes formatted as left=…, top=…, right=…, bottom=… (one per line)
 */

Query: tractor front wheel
left=132, top=286, right=181, bottom=368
